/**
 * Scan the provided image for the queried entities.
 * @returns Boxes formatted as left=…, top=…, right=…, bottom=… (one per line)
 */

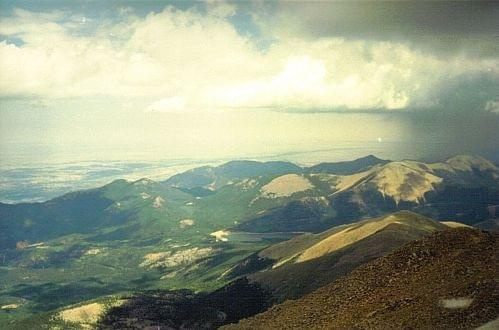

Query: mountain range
left=3, top=154, right=497, bottom=249
left=0, top=154, right=498, bottom=328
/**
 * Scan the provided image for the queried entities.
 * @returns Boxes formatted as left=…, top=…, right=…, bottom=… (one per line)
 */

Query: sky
left=0, top=0, right=498, bottom=166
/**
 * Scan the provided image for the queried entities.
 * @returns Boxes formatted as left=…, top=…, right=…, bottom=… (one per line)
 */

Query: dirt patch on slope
left=261, top=174, right=313, bottom=198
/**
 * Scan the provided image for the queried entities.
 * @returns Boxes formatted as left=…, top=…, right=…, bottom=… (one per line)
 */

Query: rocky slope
left=224, top=228, right=499, bottom=329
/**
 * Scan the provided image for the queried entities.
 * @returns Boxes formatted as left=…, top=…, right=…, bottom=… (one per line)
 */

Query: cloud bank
left=0, top=3, right=497, bottom=114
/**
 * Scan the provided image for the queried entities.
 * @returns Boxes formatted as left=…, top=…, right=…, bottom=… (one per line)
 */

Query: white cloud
left=0, top=6, right=497, bottom=113
left=204, top=39, right=496, bottom=111
left=0, top=6, right=262, bottom=99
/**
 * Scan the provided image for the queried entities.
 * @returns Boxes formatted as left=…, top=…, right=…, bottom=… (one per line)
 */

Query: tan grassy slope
left=297, top=211, right=448, bottom=262
left=247, top=211, right=453, bottom=302
left=257, top=211, right=448, bottom=267
left=225, top=228, right=499, bottom=330
left=313, top=154, right=499, bottom=205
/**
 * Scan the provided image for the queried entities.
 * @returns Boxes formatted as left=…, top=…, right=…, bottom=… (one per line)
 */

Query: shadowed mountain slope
left=0, top=178, right=194, bottom=250
left=306, top=154, right=389, bottom=175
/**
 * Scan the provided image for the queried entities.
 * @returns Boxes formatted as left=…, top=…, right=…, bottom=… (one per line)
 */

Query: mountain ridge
left=225, top=211, right=453, bottom=302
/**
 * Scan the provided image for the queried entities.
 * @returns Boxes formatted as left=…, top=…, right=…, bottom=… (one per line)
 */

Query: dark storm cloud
left=426, top=73, right=499, bottom=114
left=400, top=110, right=499, bottom=162
left=395, top=73, right=499, bottom=162
left=270, top=1, right=499, bottom=57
